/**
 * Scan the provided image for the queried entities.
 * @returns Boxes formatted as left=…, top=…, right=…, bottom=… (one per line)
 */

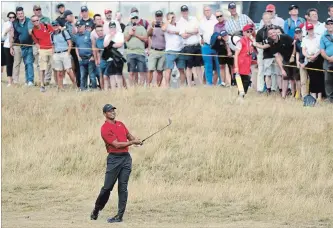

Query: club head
left=168, top=118, right=172, bottom=125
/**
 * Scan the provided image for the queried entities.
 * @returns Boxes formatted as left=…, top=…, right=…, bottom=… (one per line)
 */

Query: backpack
left=287, top=17, right=306, bottom=30
left=51, top=30, right=70, bottom=44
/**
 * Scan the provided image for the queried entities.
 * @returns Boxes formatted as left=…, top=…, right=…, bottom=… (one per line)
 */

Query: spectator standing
left=284, top=5, right=306, bottom=38
left=30, top=15, right=54, bottom=92
left=234, top=24, right=255, bottom=95
left=130, top=7, right=150, bottom=30
left=259, top=4, right=284, bottom=29
left=50, top=20, right=77, bottom=90
left=55, top=3, right=66, bottom=27
left=103, top=22, right=125, bottom=90
left=103, top=9, right=122, bottom=34
left=12, top=6, right=34, bottom=86
left=80, top=6, right=94, bottom=29
left=161, top=12, right=186, bottom=87
left=199, top=6, right=221, bottom=86
left=295, top=27, right=309, bottom=98
left=124, top=12, right=148, bottom=86
left=147, top=10, right=166, bottom=87
left=64, top=10, right=80, bottom=87
left=33, top=4, right=50, bottom=24
left=2, top=12, right=16, bottom=86
left=302, top=23, right=325, bottom=100
left=225, top=2, right=253, bottom=35
left=320, top=18, right=333, bottom=103
left=301, top=8, right=326, bottom=37
left=214, top=10, right=226, bottom=33
left=177, top=5, right=203, bottom=86
left=95, top=25, right=107, bottom=90
left=74, top=21, right=97, bottom=91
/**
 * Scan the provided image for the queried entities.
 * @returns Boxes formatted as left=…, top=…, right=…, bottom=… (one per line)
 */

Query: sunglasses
left=246, top=30, right=253, bottom=33
left=8, top=16, right=15, bottom=19
left=216, top=15, right=223, bottom=18
left=266, top=11, right=273, bottom=13
left=35, top=8, right=41, bottom=11
left=32, top=19, right=39, bottom=22
left=132, top=16, right=138, bottom=19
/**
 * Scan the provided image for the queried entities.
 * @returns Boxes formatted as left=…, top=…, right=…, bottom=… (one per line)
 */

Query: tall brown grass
left=2, top=84, right=333, bottom=227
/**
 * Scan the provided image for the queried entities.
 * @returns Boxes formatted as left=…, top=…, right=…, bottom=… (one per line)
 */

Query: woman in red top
left=234, top=24, right=255, bottom=94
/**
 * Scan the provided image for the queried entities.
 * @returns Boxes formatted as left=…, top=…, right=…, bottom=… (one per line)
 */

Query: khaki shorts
left=38, top=49, right=53, bottom=71
left=53, top=52, right=72, bottom=71
left=148, top=50, right=165, bottom=71
left=263, top=58, right=280, bottom=76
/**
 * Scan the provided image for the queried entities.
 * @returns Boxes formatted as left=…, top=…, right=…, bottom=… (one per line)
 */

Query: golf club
left=141, top=119, right=172, bottom=144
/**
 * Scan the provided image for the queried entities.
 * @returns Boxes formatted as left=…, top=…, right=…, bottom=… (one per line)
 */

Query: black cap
left=155, top=10, right=163, bottom=17
left=16, top=6, right=24, bottom=12
left=51, top=20, right=59, bottom=26
left=289, top=5, right=299, bottom=11
left=180, top=5, right=189, bottom=12
left=109, top=21, right=117, bottom=28
left=326, top=18, right=333, bottom=24
left=75, top=20, right=85, bottom=27
left=130, top=7, right=138, bottom=13
left=81, top=6, right=88, bottom=12
left=220, top=30, right=228, bottom=37
left=85, top=22, right=92, bottom=27
left=63, top=10, right=73, bottom=17
left=294, top=27, right=302, bottom=33
left=103, top=104, right=116, bottom=113
left=57, top=3, right=65, bottom=8
left=228, top=2, right=236, bottom=9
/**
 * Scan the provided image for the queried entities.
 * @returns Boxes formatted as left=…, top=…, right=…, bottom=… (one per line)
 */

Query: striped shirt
left=225, top=14, right=252, bottom=35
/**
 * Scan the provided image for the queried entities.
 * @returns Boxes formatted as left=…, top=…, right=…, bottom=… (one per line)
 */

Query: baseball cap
left=33, top=5, right=41, bottom=10
left=228, top=2, right=236, bottom=9
left=294, top=27, right=302, bottom=33
left=220, top=30, right=228, bottom=37
left=63, top=10, right=73, bottom=17
left=266, top=4, right=275, bottom=11
left=81, top=6, right=88, bottom=12
left=103, top=104, right=116, bottom=113
left=15, top=6, right=24, bottom=12
left=85, top=22, right=92, bottom=27
left=75, top=20, right=85, bottom=27
left=130, top=12, right=139, bottom=19
left=57, top=3, right=65, bottom=8
left=109, top=21, right=116, bottom=28
left=243, top=24, right=253, bottom=32
left=51, top=20, right=59, bottom=26
left=306, top=23, right=314, bottom=30
left=326, top=18, right=333, bottom=24
left=155, top=10, right=163, bottom=17
left=130, top=7, right=138, bottom=13
left=104, top=9, right=112, bottom=14
left=180, top=5, right=189, bottom=12
left=289, top=4, right=298, bottom=11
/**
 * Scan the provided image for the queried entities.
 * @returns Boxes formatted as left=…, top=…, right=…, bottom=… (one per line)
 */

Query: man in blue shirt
left=284, top=5, right=306, bottom=38
left=320, top=18, right=333, bottom=103
left=12, top=6, right=34, bottom=86
left=74, top=20, right=97, bottom=91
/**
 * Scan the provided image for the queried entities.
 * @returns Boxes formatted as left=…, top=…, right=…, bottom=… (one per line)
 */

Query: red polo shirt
left=31, top=23, right=54, bottom=49
left=101, top=120, right=129, bottom=153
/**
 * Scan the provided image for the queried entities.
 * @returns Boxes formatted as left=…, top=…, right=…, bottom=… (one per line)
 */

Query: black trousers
left=4, top=47, right=14, bottom=77
left=324, top=60, right=333, bottom=102
left=240, top=75, right=251, bottom=94
left=70, top=48, right=81, bottom=87
left=307, top=56, right=325, bottom=94
left=95, top=153, right=132, bottom=219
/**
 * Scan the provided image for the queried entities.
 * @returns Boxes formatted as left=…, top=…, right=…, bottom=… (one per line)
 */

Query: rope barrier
left=2, top=41, right=333, bottom=73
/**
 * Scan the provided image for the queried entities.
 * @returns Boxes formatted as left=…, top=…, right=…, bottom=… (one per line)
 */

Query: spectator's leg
left=12, top=46, right=22, bottom=84
left=88, top=60, right=97, bottom=89
left=201, top=44, right=213, bottom=85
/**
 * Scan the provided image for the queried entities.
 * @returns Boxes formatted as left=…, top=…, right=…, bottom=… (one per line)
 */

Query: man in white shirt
left=103, top=9, right=122, bottom=35
left=199, top=6, right=221, bottom=86
left=162, top=12, right=186, bottom=87
left=177, top=5, right=203, bottom=86
left=259, top=4, right=284, bottom=29
left=302, top=8, right=326, bottom=37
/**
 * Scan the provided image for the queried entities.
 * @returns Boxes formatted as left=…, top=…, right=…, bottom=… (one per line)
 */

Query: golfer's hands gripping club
left=131, top=139, right=143, bottom=147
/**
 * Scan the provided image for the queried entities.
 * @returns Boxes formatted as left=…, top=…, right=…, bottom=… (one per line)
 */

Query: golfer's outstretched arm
left=127, top=133, right=136, bottom=141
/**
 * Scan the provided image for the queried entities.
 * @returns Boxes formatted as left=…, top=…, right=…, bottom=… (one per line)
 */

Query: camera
left=155, top=22, right=161, bottom=28
left=132, top=22, right=136, bottom=26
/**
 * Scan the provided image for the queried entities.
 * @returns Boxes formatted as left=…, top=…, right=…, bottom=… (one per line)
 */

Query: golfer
left=91, top=104, right=142, bottom=223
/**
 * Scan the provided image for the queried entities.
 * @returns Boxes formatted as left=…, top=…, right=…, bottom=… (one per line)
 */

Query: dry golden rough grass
left=2, top=84, right=333, bottom=228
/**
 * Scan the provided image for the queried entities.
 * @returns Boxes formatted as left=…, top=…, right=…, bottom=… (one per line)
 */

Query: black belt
left=81, top=56, right=92, bottom=60
left=54, top=50, right=68, bottom=54
left=184, top=44, right=200, bottom=47
left=108, top=152, right=130, bottom=156
left=151, top=48, right=165, bottom=51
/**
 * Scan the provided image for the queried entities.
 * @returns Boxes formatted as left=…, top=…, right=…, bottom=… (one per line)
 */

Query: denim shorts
left=96, top=60, right=108, bottom=76
left=127, top=53, right=147, bottom=73
left=165, top=51, right=186, bottom=70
